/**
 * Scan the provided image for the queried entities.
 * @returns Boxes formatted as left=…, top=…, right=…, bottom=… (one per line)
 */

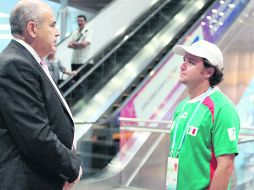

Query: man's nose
left=180, top=62, right=186, bottom=70
left=55, top=29, right=60, bottom=37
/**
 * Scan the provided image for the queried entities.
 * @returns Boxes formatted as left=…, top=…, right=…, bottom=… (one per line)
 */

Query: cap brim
left=173, top=44, right=205, bottom=58
left=173, top=45, right=188, bottom=56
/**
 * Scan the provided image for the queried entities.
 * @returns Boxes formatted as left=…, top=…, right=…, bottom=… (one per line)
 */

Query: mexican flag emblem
left=187, top=126, right=198, bottom=136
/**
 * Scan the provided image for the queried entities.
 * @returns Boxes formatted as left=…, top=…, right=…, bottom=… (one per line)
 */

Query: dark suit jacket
left=0, top=40, right=81, bottom=190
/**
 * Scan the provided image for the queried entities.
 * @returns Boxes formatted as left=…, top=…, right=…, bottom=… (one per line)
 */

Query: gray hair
left=9, top=1, right=43, bottom=35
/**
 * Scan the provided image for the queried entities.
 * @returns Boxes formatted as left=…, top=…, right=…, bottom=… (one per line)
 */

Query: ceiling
left=50, top=0, right=113, bottom=13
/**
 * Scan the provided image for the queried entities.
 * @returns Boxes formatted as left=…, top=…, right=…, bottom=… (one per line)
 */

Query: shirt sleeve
left=82, top=28, right=92, bottom=43
left=212, top=104, right=240, bottom=157
left=58, top=60, right=65, bottom=72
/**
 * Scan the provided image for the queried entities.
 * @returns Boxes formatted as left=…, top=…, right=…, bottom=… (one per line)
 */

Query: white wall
left=57, top=0, right=160, bottom=70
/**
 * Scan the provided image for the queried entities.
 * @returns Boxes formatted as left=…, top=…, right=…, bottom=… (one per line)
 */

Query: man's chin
left=179, top=79, right=186, bottom=84
left=51, top=47, right=57, bottom=53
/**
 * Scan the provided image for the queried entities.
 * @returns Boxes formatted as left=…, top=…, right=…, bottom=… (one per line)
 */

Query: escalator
left=67, top=0, right=216, bottom=180
left=59, top=0, right=176, bottom=102
left=58, top=0, right=168, bottom=96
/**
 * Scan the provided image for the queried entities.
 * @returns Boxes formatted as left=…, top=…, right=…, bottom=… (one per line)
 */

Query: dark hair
left=77, top=15, right=87, bottom=22
left=203, top=58, right=223, bottom=86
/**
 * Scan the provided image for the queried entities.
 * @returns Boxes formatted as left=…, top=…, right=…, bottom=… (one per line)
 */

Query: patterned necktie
left=40, top=60, right=51, bottom=77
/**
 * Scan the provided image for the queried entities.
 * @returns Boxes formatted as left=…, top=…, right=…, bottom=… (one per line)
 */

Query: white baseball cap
left=173, top=40, right=223, bottom=71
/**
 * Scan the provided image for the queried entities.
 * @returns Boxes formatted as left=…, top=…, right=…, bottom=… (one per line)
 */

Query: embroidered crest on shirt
left=227, top=127, right=236, bottom=141
left=187, top=126, right=198, bottom=136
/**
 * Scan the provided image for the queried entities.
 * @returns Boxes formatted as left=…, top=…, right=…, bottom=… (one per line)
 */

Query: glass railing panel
left=75, top=114, right=122, bottom=178
left=74, top=116, right=171, bottom=190
left=235, top=139, right=254, bottom=189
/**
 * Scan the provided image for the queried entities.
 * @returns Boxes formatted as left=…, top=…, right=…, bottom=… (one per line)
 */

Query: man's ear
left=206, top=67, right=215, bottom=78
left=26, top=21, right=37, bottom=38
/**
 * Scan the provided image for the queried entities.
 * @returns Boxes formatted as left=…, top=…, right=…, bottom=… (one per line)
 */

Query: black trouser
left=71, top=63, right=83, bottom=71
left=71, top=63, right=88, bottom=89
left=71, top=63, right=85, bottom=81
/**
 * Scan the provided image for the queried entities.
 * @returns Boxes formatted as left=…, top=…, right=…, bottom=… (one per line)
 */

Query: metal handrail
left=119, top=117, right=172, bottom=133
left=119, top=117, right=172, bottom=124
left=120, top=126, right=171, bottom=134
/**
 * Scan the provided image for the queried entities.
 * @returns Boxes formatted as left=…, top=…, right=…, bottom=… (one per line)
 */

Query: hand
left=62, top=167, right=82, bottom=190
left=73, top=166, right=82, bottom=183
left=68, top=42, right=79, bottom=49
left=71, top=70, right=78, bottom=76
left=63, top=181, right=74, bottom=190
left=68, top=42, right=75, bottom=49
left=65, top=70, right=77, bottom=76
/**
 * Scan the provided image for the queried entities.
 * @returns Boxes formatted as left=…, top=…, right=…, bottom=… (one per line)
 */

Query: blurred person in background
left=68, top=15, right=91, bottom=71
left=46, top=52, right=77, bottom=85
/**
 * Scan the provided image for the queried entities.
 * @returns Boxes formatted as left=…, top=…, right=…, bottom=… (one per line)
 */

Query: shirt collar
left=188, top=86, right=219, bottom=103
left=13, top=38, right=41, bottom=64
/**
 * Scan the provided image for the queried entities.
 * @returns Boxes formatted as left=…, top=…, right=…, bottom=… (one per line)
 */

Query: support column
left=59, top=0, right=68, bottom=41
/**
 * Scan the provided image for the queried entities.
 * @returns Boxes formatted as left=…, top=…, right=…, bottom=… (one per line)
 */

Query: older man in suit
left=0, top=0, right=82, bottom=190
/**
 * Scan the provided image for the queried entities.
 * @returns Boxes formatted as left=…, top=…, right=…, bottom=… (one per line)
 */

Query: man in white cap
left=166, top=40, right=239, bottom=190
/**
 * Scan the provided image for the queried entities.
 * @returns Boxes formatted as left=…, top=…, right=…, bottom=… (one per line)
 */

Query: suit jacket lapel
left=34, top=59, right=74, bottom=124
left=9, top=40, right=74, bottom=124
